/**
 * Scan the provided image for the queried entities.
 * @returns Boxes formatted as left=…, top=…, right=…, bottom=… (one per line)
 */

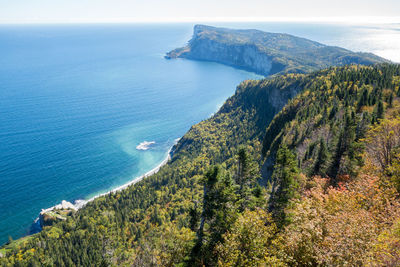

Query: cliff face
left=226, top=77, right=303, bottom=182
left=172, top=75, right=303, bottom=159
left=167, top=38, right=275, bottom=75
left=166, top=25, right=389, bottom=76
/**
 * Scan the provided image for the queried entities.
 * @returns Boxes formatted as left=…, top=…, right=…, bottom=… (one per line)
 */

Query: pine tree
left=313, top=139, right=329, bottom=177
left=328, top=110, right=357, bottom=180
left=191, top=166, right=238, bottom=266
left=269, top=145, right=300, bottom=225
left=189, top=203, right=200, bottom=232
left=357, top=86, right=369, bottom=111
left=377, top=99, right=385, bottom=120
left=388, top=93, right=394, bottom=108
left=236, top=147, right=258, bottom=211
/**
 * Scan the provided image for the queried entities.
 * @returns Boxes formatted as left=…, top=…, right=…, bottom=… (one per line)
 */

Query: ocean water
left=0, top=22, right=399, bottom=244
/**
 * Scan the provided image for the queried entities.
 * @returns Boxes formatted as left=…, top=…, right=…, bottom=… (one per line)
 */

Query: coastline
left=37, top=139, right=179, bottom=228
left=74, top=145, right=174, bottom=209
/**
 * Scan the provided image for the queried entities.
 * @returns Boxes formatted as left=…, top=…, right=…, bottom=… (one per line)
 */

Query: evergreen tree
left=328, top=111, right=357, bottom=180
left=357, top=86, right=369, bottom=111
left=189, top=203, right=200, bottom=232
left=377, top=99, right=385, bottom=120
left=236, top=147, right=258, bottom=211
left=191, top=166, right=238, bottom=266
left=388, top=93, right=394, bottom=108
left=313, top=139, right=329, bottom=177
left=269, top=145, right=300, bottom=225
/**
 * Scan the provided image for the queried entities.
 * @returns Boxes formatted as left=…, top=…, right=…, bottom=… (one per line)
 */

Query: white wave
left=136, top=141, right=156, bottom=150
left=38, top=139, right=179, bottom=218
left=73, top=145, right=174, bottom=210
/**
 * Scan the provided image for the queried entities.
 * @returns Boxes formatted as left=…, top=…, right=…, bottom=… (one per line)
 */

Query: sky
left=0, top=0, right=399, bottom=24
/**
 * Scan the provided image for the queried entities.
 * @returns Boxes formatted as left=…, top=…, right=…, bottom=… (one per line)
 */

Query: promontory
left=166, top=24, right=389, bottom=75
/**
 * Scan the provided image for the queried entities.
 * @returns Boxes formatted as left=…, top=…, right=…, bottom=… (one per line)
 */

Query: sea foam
left=136, top=141, right=156, bottom=150
left=73, top=145, right=173, bottom=210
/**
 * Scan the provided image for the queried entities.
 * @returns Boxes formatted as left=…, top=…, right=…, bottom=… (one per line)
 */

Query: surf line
left=75, top=143, right=174, bottom=209
left=40, top=138, right=180, bottom=217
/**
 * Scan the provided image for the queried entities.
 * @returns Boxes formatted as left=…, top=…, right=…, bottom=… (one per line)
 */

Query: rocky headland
left=166, top=24, right=389, bottom=76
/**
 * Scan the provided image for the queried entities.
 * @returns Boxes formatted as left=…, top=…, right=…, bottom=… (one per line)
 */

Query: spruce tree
left=357, top=86, right=369, bottom=111
left=313, top=139, right=329, bottom=177
left=236, top=147, right=258, bottom=211
left=377, top=99, right=385, bottom=120
left=269, top=145, right=300, bottom=225
left=191, top=166, right=238, bottom=266
left=388, top=93, right=394, bottom=108
left=328, top=111, right=356, bottom=180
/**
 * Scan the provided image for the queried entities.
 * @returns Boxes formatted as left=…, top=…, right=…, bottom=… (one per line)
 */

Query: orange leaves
left=281, top=174, right=400, bottom=266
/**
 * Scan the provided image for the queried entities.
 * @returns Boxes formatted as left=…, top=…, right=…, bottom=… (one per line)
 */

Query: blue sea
left=0, top=22, right=399, bottom=244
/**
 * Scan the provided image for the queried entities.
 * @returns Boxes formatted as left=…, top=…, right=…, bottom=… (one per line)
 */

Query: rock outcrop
left=39, top=200, right=77, bottom=228
left=167, top=39, right=275, bottom=75
left=166, top=25, right=389, bottom=76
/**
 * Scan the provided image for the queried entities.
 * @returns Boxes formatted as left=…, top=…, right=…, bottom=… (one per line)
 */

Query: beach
left=74, top=146, right=173, bottom=209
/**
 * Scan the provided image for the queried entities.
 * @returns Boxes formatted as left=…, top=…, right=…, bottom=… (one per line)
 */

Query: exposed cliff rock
left=166, top=25, right=389, bottom=76
left=167, top=39, right=275, bottom=75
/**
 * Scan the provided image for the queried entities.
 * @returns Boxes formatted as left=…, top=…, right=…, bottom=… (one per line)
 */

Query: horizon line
left=1, top=16, right=400, bottom=25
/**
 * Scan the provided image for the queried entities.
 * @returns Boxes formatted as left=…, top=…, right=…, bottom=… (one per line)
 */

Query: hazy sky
left=0, top=0, right=399, bottom=23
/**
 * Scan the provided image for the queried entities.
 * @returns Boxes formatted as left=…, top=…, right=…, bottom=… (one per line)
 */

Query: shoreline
left=37, top=139, right=179, bottom=226
left=74, top=145, right=174, bottom=209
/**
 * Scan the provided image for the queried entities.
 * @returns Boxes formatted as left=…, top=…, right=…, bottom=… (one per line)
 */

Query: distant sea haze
left=0, top=22, right=399, bottom=244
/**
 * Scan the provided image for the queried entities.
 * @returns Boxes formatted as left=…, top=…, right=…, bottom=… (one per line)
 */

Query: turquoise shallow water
left=0, top=22, right=399, bottom=244
left=0, top=24, right=262, bottom=243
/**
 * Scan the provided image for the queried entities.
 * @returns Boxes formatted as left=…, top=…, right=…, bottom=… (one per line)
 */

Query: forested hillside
left=166, top=25, right=388, bottom=75
left=2, top=64, right=400, bottom=266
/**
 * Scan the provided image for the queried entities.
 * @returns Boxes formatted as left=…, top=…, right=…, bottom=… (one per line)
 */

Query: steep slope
left=0, top=74, right=301, bottom=266
left=261, top=64, right=400, bottom=181
left=2, top=64, right=400, bottom=266
left=166, top=25, right=389, bottom=75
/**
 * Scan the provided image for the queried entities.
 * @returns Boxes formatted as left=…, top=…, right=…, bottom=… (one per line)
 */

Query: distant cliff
left=166, top=25, right=389, bottom=76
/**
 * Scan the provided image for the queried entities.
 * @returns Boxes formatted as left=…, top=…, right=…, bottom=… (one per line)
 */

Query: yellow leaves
left=215, top=209, right=285, bottom=267
left=46, top=226, right=63, bottom=239
left=301, top=90, right=310, bottom=98
left=154, top=190, right=162, bottom=202
left=134, top=223, right=195, bottom=266
left=363, top=116, right=400, bottom=172
left=369, top=218, right=400, bottom=266
left=17, top=250, right=23, bottom=261
left=333, top=84, right=339, bottom=91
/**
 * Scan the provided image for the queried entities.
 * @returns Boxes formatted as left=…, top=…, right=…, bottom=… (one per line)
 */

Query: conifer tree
left=191, top=166, right=238, bottom=266
left=357, top=86, right=369, bottom=112
left=269, top=145, right=300, bottom=225
left=377, top=99, right=385, bottom=120
left=313, top=139, right=329, bottom=177
left=236, top=147, right=258, bottom=211
left=388, top=93, right=394, bottom=108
